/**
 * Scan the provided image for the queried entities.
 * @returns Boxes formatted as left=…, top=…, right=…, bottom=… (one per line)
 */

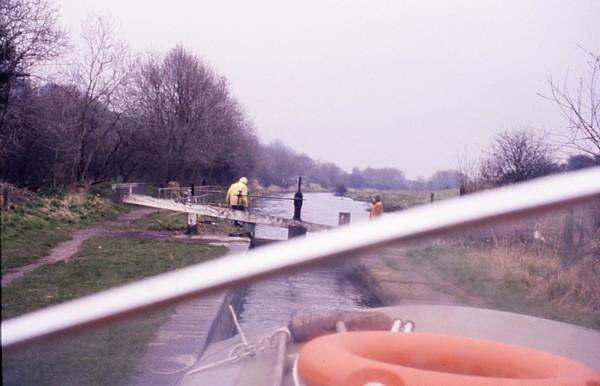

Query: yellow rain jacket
left=225, top=177, right=249, bottom=207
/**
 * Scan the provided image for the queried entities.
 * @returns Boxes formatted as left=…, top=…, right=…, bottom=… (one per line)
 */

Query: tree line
left=257, top=140, right=463, bottom=190
left=461, top=126, right=598, bottom=193
left=1, top=5, right=259, bottom=188
left=0, top=2, right=462, bottom=191
left=1, top=0, right=598, bottom=192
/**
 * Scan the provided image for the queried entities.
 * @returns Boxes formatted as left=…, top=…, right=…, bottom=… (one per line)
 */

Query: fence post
left=560, top=208, right=575, bottom=267
left=2, top=186, right=8, bottom=211
left=186, top=213, right=198, bottom=235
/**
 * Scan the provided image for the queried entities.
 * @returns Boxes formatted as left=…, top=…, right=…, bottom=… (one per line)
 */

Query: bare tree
left=69, top=14, right=130, bottom=182
left=0, top=0, right=66, bottom=119
left=482, top=130, right=557, bottom=186
left=1, top=13, right=262, bottom=187
left=456, top=153, right=484, bottom=193
left=0, top=0, right=67, bottom=174
left=132, top=46, right=258, bottom=184
left=540, top=47, right=600, bottom=161
left=32, top=83, right=80, bottom=186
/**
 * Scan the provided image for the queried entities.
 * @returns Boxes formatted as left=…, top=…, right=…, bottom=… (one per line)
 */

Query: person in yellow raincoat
left=225, top=177, right=249, bottom=210
left=369, top=195, right=384, bottom=219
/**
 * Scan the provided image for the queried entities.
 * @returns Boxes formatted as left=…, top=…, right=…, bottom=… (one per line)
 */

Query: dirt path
left=358, top=246, right=486, bottom=307
left=1, top=208, right=157, bottom=288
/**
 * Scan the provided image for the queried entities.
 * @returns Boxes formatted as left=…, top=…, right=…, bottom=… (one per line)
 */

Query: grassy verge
left=404, top=241, right=600, bottom=330
left=2, top=236, right=227, bottom=319
left=349, top=188, right=459, bottom=211
left=2, top=236, right=228, bottom=385
left=121, top=210, right=239, bottom=235
left=1, top=191, right=127, bottom=273
left=127, top=210, right=188, bottom=231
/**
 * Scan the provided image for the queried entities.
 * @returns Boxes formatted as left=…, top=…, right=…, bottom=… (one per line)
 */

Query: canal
left=236, top=192, right=381, bottom=331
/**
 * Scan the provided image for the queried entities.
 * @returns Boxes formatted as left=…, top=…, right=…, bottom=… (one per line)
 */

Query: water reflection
left=252, top=192, right=369, bottom=239
left=238, top=193, right=377, bottom=330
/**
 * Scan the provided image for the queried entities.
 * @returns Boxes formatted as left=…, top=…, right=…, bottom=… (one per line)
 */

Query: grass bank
left=130, top=210, right=189, bottom=231
left=1, top=189, right=127, bottom=273
left=349, top=188, right=459, bottom=211
left=117, top=209, right=239, bottom=236
left=2, top=236, right=228, bottom=385
left=2, top=236, right=227, bottom=319
left=404, top=241, right=600, bottom=330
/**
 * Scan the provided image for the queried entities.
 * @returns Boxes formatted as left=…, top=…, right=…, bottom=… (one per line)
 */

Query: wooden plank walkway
left=123, top=194, right=331, bottom=232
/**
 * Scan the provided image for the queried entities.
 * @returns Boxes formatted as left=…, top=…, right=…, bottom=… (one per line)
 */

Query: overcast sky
left=55, top=0, right=599, bottom=178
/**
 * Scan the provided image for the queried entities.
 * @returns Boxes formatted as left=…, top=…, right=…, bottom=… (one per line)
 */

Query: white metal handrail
left=2, top=168, right=600, bottom=349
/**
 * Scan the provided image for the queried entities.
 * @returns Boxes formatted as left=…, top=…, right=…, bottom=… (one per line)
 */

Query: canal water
left=236, top=193, right=380, bottom=331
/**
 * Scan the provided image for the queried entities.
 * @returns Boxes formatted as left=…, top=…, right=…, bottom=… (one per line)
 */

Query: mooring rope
left=180, top=326, right=292, bottom=383
left=164, top=306, right=292, bottom=384
left=148, top=304, right=291, bottom=382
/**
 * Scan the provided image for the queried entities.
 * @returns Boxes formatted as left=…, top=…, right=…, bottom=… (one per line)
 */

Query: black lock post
left=293, top=176, right=303, bottom=221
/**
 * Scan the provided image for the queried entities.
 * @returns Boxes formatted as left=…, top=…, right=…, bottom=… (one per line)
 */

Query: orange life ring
left=297, top=331, right=600, bottom=386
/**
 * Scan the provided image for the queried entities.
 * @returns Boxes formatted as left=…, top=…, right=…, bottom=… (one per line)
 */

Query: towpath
left=357, top=246, right=486, bottom=307
left=1, top=208, right=156, bottom=288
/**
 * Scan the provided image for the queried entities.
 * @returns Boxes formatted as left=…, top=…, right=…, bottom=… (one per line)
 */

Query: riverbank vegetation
left=406, top=240, right=600, bottom=329
left=371, top=203, right=600, bottom=330
left=349, top=188, right=459, bottom=211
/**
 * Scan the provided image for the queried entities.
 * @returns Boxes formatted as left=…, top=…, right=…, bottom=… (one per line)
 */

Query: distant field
left=349, top=188, right=460, bottom=211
